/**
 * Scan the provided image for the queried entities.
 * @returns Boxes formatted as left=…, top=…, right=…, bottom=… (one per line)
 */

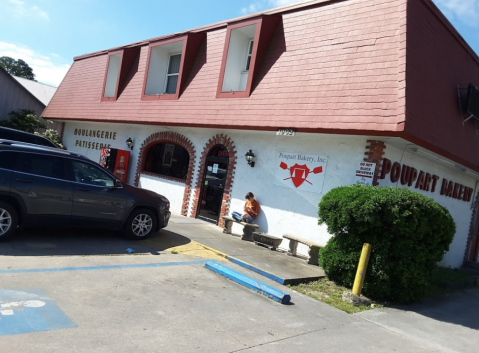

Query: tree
left=0, top=109, right=65, bottom=149
left=0, top=56, right=36, bottom=80
left=35, top=129, right=65, bottom=149
left=0, top=109, right=46, bottom=133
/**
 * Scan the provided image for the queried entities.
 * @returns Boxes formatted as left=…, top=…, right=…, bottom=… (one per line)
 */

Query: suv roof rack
left=0, top=139, right=87, bottom=159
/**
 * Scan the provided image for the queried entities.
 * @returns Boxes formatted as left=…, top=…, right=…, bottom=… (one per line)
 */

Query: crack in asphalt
left=227, top=323, right=347, bottom=353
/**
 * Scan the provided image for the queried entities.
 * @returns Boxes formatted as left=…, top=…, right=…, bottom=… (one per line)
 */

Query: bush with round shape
left=318, top=185, right=456, bottom=303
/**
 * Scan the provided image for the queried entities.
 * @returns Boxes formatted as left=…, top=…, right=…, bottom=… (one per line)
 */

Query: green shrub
left=318, top=185, right=455, bottom=303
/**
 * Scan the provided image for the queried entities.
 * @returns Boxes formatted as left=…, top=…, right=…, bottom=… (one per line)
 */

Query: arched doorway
left=196, top=145, right=229, bottom=224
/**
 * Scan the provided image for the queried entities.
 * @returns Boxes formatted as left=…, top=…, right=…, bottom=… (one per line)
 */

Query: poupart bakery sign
left=380, top=158, right=474, bottom=202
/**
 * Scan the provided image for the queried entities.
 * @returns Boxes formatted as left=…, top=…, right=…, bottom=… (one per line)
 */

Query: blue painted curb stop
left=225, top=256, right=286, bottom=285
left=205, top=260, right=291, bottom=304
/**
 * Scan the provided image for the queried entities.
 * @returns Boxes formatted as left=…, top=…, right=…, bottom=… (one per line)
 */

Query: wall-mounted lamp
left=126, top=137, right=134, bottom=150
left=245, top=149, right=255, bottom=167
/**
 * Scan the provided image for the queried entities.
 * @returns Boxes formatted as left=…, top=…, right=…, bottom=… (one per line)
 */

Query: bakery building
left=43, top=0, right=479, bottom=268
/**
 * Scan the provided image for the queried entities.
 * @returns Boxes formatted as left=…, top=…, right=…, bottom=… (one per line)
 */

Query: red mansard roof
left=43, top=0, right=405, bottom=133
left=43, top=0, right=479, bottom=171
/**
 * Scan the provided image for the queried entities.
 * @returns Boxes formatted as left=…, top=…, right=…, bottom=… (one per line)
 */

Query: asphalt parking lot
left=0, top=225, right=477, bottom=353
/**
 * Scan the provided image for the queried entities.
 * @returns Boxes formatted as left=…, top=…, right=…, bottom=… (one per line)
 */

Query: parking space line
left=0, top=260, right=209, bottom=274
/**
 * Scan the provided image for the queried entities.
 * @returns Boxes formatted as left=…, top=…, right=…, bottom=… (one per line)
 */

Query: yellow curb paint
left=139, top=239, right=226, bottom=262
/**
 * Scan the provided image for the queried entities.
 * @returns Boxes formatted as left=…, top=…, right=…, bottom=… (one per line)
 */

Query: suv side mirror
left=115, top=179, right=123, bottom=188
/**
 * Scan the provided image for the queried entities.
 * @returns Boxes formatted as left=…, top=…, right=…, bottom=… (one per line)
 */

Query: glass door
left=197, top=146, right=229, bottom=224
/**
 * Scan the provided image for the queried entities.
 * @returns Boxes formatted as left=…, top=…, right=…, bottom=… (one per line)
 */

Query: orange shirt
left=244, top=199, right=260, bottom=219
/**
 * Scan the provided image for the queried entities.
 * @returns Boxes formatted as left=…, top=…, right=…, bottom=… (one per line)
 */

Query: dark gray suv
left=0, top=140, right=170, bottom=239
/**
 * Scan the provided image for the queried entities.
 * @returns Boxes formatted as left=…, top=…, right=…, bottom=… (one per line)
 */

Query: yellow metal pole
left=352, top=243, right=372, bottom=296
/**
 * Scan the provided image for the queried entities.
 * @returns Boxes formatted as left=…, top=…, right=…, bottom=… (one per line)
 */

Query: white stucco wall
left=138, top=174, right=185, bottom=214
left=61, top=121, right=477, bottom=267
left=380, top=144, right=476, bottom=268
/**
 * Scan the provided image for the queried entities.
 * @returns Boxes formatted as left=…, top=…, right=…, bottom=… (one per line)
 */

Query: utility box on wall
left=99, top=148, right=130, bottom=183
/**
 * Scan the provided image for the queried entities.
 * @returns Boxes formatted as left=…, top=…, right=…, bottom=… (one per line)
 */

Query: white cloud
left=269, top=0, right=308, bottom=6
left=7, top=0, right=49, bottom=21
left=241, top=3, right=262, bottom=15
left=32, top=5, right=49, bottom=20
left=434, top=0, right=479, bottom=27
left=241, top=0, right=308, bottom=14
left=0, top=41, right=70, bottom=86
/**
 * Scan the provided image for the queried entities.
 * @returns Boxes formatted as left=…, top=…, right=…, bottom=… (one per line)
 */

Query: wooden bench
left=283, top=233, right=323, bottom=266
left=222, top=216, right=260, bottom=241
left=252, top=232, right=283, bottom=250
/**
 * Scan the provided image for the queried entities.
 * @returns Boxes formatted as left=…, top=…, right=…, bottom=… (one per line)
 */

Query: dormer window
left=221, top=24, right=257, bottom=94
left=142, top=33, right=205, bottom=101
left=217, top=15, right=281, bottom=99
left=101, top=50, right=123, bottom=101
left=144, top=39, right=184, bottom=99
left=165, top=54, right=182, bottom=94
left=103, top=54, right=121, bottom=98
left=101, top=47, right=140, bottom=102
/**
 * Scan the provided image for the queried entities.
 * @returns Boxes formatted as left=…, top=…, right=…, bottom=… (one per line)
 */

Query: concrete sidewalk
left=356, top=287, right=479, bottom=353
left=141, top=213, right=325, bottom=285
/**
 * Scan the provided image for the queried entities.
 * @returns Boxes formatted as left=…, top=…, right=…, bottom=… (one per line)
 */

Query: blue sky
left=0, top=0, right=478, bottom=86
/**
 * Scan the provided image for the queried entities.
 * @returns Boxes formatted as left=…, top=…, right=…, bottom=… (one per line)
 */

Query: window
left=103, top=54, right=121, bottom=98
left=101, top=47, right=141, bottom=102
left=0, top=151, right=16, bottom=170
left=142, top=33, right=206, bottom=101
left=144, top=143, right=190, bottom=180
left=71, top=161, right=115, bottom=187
left=216, top=15, right=281, bottom=99
left=245, top=40, right=254, bottom=71
left=18, top=153, right=67, bottom=180
left=221, top=24, right=257, bottom=93
left=165, top=54, right=182, bottom=94
left=144, top=40, right=184, bottom=98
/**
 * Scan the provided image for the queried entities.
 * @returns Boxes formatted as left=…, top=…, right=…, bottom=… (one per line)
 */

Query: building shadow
left=0, top=226, right=191, bottom=257
left=386, top=287, right=479, bottom=330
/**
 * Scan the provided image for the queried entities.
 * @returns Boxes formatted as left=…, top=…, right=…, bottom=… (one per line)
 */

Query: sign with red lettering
left=275, top=151, right=328, bottom=193
left=379, top=158, right=473, bottom=203
left=355, top=162, right=376, bottom=185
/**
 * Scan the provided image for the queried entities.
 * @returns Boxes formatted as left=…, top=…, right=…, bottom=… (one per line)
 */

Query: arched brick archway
left=191, top=134, right=237, bottom=228
left=135, top=131, right=195, bottom=217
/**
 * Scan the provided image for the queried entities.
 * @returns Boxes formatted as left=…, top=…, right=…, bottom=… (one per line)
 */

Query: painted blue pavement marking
left=0, top=289, right=76, bottom=335
left=226, top=256, right=286, bottom=285
left=205, top=260, right=291, bottom=304
left=0, top=260, right=209, bottom=274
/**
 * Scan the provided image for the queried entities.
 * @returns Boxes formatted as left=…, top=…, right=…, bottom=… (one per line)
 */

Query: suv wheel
left=124, top=208, right=156, bottom=239
left=0, top=202, right=18, bottom=239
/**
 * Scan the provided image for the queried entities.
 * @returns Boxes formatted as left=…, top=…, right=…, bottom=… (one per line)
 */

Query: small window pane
left=19, top=153, right=66, bottom=180
left=72, top=161, right=115, bottom=187
left=165, top=75, right=179, bottom=94
left=168, top=54, right=182, bottom=74
left=245, top=57, right=251, bottom=71
left=248, top=40, right=254, bottom=54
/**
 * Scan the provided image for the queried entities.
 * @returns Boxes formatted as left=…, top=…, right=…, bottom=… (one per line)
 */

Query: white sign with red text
left=354, top=162, right=376, bottom=185
left=275, top=151, right=328, bottom=193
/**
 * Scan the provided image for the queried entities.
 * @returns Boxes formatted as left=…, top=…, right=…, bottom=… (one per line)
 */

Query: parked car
left=0, top=126, right=58, bottom=148
left=0, top=139, right=170, bottom=239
